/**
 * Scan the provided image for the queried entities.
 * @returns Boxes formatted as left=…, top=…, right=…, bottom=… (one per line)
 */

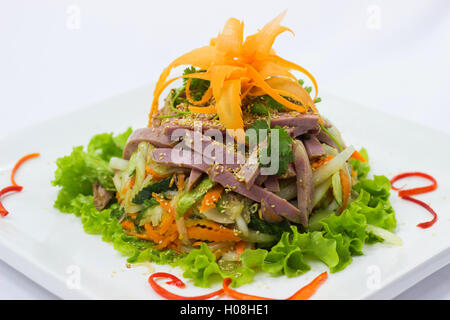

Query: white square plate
left=0, top=85, right=449, bottom=299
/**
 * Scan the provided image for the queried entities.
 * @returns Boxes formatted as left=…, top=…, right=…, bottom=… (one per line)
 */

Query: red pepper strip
left=390, top=172, right=437, bottom=197
left=0, top=185, right=23, bottom=217
left=148, top=272, right=224, bottom=300
left=10, top=153, right=40, bottom=187
left=401, top=196, right=437, bottom=229
left=222, top=272, right=328, bottom=300
left=287, top=271, right=328, bottom=300
left=222, top=278, right=274, bottom=300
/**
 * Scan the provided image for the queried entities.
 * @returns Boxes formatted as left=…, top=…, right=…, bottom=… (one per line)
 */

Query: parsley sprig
left=246, top=119, right=293, bottom=175
left=298, top=79, right=322, bottom=104
left=182, top=67, right=210, bottom=102
left=248, top=95, right=284, bottom=115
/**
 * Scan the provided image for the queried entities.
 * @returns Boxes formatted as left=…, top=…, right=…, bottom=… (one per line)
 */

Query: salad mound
left=52, top=14, right=399, bottom=289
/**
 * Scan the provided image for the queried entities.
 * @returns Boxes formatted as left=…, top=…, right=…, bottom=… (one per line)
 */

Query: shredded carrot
left=177, top=173, right=185, bottom=191
left=199, top=185, right=223, bottom=213
left=339, top=169, right=350, bottom=211
left=148, top=12, right=319, bottom=135
left=235, top=241, right=246, bottom=259
left=129, top=177, right=136, bottom=189
left=144, top=223, right=164, bottom=244
left=145, top=166, right=166, bottom=181
left=152, top=193, right=175, bottom=217
left=311, top=155, right=333, bottom=170
left=121, top=220, right=135, bottom=231
left=121, top=176, right=136, bottom=194
left=154, top=232, right=179, bottom=250
left=186, top=226, right=240, bottom=242
left=184, top=219, right=225, bottom=231
left=127, top=231, right=152, bottom=241
left=145, top=193, right=181, bottom=249
left=129, top=212, right=139, bottom=220
left=351, top=169, right=357, bottom=181
left=168, top=240, right=183, bottom=253
left=351, top=150, right=366, bottom=162
left=159, top=212, right=175, bottom=235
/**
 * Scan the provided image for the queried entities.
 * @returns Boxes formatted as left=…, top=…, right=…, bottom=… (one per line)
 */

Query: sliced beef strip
left=264, top=175, right=280, bottom=193
left=277, top=163, right=296, bottom=179
left=292, top=140, right=314, bottom=225
left=180, top=130, right=245, bottom=170
left=186, top=169, right=203, bottom=191
left=235, top=140, right=268, bottom=188
left=255, top=174, right=268, bottom=186
left=151, top=148, right=306, bottom=225
left=317, top=129, right=339, bottom=150
left=303, top=135, right=326, bottom=160
left=270, top=114, right=320, bottom=137
left=123, top=127, right=175, bottom=160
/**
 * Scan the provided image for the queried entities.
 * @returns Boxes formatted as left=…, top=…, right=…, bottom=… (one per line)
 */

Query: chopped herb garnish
left=132, top=178, right=175, bottom=205
left=110, top=205, right=125, bottom=220
left=248, top=95, right=284, bottom=115
left=298, top=78, right=321, bottom=104
left=182, top=67, right=210, bottom=101
left=246, top=119, right=293, bottom=175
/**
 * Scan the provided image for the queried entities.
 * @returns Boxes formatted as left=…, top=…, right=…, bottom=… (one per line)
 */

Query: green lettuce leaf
left=52, top=146, right=114, bottom=212
left=353, top=175, right=396, bottom=232
left=52, top=128, right=180, bottom=264
left=69, top=194, right=180, bottom=263
left=350, top=148, right=370, bottom=179
left=53, top=137, right=398, bottom=290
left=176, top=243, right=224, bottom=288
left=294, top=230, right=339, bottom=270
left=88, top=128, right=132, bottom=162
left=176, top=172, right=397, bottom=285
left=319, top=209, right=367, bottom=272
left=263, top=229, right=310, bottom=277
left=52, top=129, right=132, bottom=213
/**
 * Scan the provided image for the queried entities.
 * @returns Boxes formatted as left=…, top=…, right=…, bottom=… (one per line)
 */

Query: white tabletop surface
left=0, top=0, right=449, bottom=300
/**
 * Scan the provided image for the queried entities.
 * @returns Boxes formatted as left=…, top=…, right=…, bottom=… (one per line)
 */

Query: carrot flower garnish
left=149, top=11, right=319, bottom=142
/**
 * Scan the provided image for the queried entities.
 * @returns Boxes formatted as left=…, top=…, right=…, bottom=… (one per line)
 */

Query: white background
left=0, top=0, right=449, bottom=299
